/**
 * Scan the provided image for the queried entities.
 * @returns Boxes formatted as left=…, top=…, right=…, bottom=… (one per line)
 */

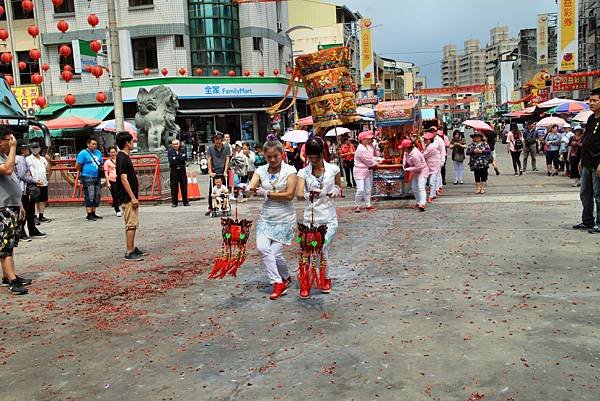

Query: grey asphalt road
left=1, top=145, right=599, bottom=401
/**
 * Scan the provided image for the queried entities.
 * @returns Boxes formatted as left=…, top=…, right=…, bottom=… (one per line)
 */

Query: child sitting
left=212, top=176, right=229, bottom=210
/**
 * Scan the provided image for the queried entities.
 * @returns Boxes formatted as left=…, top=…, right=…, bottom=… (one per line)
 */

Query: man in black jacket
left=574, top=87, right=600, bottom=232
left=168, top=139, right=189, bottom=207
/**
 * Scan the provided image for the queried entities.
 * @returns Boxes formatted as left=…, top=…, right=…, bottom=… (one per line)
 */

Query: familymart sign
left=121, top=77, right=307, bottom=102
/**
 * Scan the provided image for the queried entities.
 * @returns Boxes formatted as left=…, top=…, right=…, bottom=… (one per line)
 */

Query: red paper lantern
left=29, top=48, right=41, bottom=61
left=57, top=20, right=69, bottom=34
left=286, top=67, right=293, bottom=74
left=593, top=70, right=600, bottom=76
left=61, top=69, right=74, bottom=82
left=161, top=68, right=168, bottom=76
left=84, top=65, right=92, bottom=73
left=195, top=68, right=203, bottom=76
left=212, top=69, right=220, bottom=76
left=143, top=67, right=150, bottom=76
left=0, top=6, right=4, bottom=17
left=1, top=52, right=13, bottom=64
left=59, top=45, right=72, bottom=58
left=87, top=14, right=99, bottom=28
left=27, top=25, right=39, bottom=38
left=64, top=93, right=76, bottom=107
left=4, top=75, right=14, bottom=86
left=178, top=67, right=186, bottom=76
left=63, top=65, right=73, bottom=72
left=89, top=40, right=101, bottom=53
left=31, top=73, right=43, bottom=85
left=96, top=91, right=107, bottom=104
left=52, top=0, right=63, bottom=6
left=0, top=28, right=8, bottom=41
left=228, top=70, right=235, bottom=77
left=92, top=65, right=103, bottom=79
left=243, top=70, right=250, bottom=77
left=273, top=68, right=279, bottom=76
left=18, top=61, right=27, bottom=71
left=41, top=63, right=49, bottom=72
left=258, top=69, right=265, bottom=77
left=22, top=0, right=34, bottom=13
left=35, top=96, right=47, bottom=108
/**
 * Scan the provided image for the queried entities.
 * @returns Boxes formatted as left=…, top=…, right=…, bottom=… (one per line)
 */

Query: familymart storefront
left=121, top=77, right=308, bottom=148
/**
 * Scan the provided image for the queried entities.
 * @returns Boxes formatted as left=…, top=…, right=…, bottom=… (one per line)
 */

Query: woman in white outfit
left=295, top=137, right=342, bottom=299
left=248, top=136, right=297, bottom=300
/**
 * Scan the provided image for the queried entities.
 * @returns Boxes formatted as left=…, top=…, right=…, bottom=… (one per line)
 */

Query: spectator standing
left=0, top=128, right=30, bottom=294
left=559, top=124, right=574, bottom=175
left=26, top=142, right=51, bottom=223
left=506, top=123, right=524, bottom=176
left=205, top=133, right=231, bottom=216
left=450, top=130, right=466, bottom=184
left=467, top=131, right=491, bottom=194
left=115, top=132, right=147, bottom=261
left=243, top=142, right=256, bottom=183
left=484, top=128, right=500, bottom=176
left=575, top=88, right=600, bottom=232
left=339, top=134, right=356, bottom=188
left=168, top=139, right=189, bottom=208
left=15, top=142, right=46, bottom=240
left=103, top=147, right=121, bottom=216
left=544, top=124, right=561, bottom=176
left=76, top=137, right=103, bottom=221
left=254, top=144, right=267, bottom=169
left=569, top=125, right=585, bottom=187
left=522, top=121, right=538, bottom=172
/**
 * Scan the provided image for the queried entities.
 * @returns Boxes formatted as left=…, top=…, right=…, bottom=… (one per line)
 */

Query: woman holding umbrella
left=466, top=131, right=492, bottom=194
left=544, top=124, right=561, bottom=176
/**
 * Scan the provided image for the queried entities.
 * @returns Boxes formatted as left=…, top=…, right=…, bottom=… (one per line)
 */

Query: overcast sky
left=336, top=0, right=558, bottom=86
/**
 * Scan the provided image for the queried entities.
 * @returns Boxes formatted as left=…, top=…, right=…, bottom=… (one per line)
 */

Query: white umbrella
left=325, top=127, right=351, bottom=137
left=536, top=116, right=567, bottom=128
left=573, top=110, right=593, bottom=123
left=281, top=129, right=309, bottom=143
left=537, top=97, right=580, bottom=108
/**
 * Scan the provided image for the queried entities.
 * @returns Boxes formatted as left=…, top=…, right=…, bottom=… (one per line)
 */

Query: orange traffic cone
left=179, top=173, right=203, bottom=201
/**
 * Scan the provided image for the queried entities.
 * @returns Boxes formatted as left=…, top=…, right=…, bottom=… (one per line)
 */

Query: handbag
left=86, top=149, right=103, bottom=179
left=26, top=182, right=41, bottom=200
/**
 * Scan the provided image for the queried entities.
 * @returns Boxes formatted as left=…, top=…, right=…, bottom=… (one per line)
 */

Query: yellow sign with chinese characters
left=11, top=85, right=41, bottom=110
left=359, top=19, right=374, bottom=89
left=558, top=0, right=578, bottom=72
left=537, top=14, right=549, bottom=64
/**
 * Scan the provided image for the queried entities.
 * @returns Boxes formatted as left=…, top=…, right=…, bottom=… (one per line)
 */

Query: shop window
left=17, top=51, right=40, bottom=85
left=253, top=37, right=263, bottom=52
left=12, top=0, right=34, bottom=20
left=0, top=61, right=12, bottom=77
left=54, top=0, right=75, bottom=14
left=132, top=37, right=158, bottom=70
left=58, top=44, right=75, bottom=73
left=175, top=35, right=184, bottom=48
left=129, top=0, right=153, bottom=6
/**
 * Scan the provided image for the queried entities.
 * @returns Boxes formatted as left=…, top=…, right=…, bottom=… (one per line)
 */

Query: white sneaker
left=116, top=211, right=122, bottom=217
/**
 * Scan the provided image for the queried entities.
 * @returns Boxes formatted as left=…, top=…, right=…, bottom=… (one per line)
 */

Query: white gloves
left=328, top=185, right=342, bottom=198
left=255, top=187, right=270, bottom=201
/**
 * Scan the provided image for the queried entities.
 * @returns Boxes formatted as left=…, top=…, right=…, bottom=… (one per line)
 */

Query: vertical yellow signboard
left=359, top=19, right=374, bottom=89
left=557, top=0, right=578, bottom=72
left=537, top=14, right=549, bottom=64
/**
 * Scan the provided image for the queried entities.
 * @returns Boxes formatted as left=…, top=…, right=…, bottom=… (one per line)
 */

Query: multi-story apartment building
left=441, top=45, right=459, bottom=87
left=485, top=26, right=518, bottom=77
left=441, top=40, right=486, bottom=88
left=513, top=26, right=557, bottom=98
left=579, top=0, right=600, bottom=73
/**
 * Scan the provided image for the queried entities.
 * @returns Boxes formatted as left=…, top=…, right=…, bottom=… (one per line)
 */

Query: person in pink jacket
left=422, top=132, right=441, bottom=202
left=432, top=129, right=447, bottom=195
left=353, top=130, right=381, bottom=213
left=400, top=139, right=428, bottom=211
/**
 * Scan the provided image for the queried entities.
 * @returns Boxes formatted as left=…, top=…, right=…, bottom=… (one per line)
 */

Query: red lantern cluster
left=1, top=52, right=13, bottom=64
left=64, top=93, right=76, bottom=107
left=89, top=40, right=102, bottom=53
left=87, top=14, right=99, bottom=28
left=36, top=96, right=47, bottom=108
left=31, top=73, right=43, bottom=85
left=0, top=28, right=8, bottom=41
left=96, top=91, right=107, bottom=104
left=29, top=48, right=41, bottom=61
left=27, top=25, right=39, bottom=38
left=22, top=0, right=34, bottom=13
left=57, top=20, right=69, bottom=34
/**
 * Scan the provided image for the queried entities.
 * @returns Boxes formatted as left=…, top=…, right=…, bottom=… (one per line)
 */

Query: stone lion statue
left=134, top=85, right=181, bottom=152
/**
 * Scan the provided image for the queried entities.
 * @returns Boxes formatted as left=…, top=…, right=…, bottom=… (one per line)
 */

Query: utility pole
left=107, top=0, right=124, bottom=132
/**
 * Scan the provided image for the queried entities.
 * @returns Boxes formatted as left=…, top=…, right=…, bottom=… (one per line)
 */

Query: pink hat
left=358, top=130, right=374, bottom=141
left=437, top=130, right=444, bottom=136
left=427, top=126, right=438, bottom=132
left=398, top=139, right=413, bottom=149
left=423, top=132, right=435, bottom=140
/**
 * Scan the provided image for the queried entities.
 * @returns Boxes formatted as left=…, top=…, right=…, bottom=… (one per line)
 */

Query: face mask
left=32, top=148, right=41, bottom=155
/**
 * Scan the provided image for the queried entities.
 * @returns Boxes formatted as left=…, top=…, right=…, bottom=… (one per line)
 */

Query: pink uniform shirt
left=403, top=148, right=429, bottom=178
left=422, top=143, right=441, bottom=174
left=353, top=143, right=379, bottom=180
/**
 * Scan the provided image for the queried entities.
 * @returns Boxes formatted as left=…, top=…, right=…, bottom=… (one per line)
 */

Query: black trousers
left=570, top=155, right=581, bottom=179
left=441, top=156, right=447, bottom=184
left=170, top=168, right=187, bottom=205
left=108, top=181, right=120, bottom=213
left=343, top=160, right=355, bottom=187
left=20, top=194, right=36, bottom=235
left=474, top=168, right=488, bottom=183
left=510, top=151, right=522, bottom=173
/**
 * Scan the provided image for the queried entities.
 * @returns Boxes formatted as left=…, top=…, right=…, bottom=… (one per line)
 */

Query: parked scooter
left=199, top=152, right=209, bottom=174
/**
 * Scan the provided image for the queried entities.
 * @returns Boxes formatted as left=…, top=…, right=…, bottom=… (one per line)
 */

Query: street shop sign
left=11, top=85, right=41, bottom=109
left=375, top=99, right=419, bottom=126
left=356, top=96, right=378, bottom=105
left=415, top=84, right=495, bottom=95
left=552, top=75, right=588, bottom=92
